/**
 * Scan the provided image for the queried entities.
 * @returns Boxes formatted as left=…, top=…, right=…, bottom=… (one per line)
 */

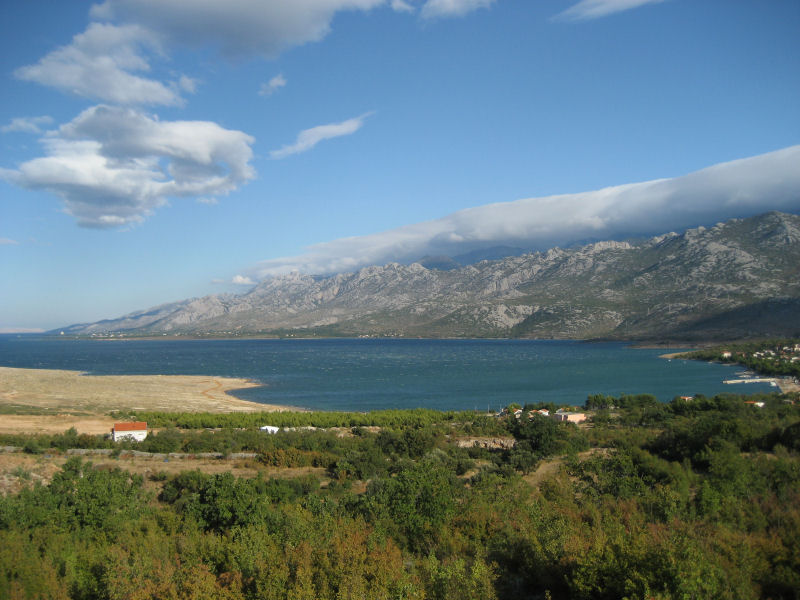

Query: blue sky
left=1, top=0, right=799, bottom=331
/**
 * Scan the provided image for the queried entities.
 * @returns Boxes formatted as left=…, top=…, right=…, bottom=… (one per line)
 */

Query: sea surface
left=0, top=336, right=776, bottom=412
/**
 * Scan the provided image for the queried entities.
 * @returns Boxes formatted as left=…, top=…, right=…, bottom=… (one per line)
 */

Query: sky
left=1, top=0, right=799, bottom=331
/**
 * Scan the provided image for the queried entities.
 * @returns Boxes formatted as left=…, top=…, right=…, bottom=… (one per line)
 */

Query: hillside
left=2, top=393, right=799, bottom=598
left=59, top=211, right=800, bottom=340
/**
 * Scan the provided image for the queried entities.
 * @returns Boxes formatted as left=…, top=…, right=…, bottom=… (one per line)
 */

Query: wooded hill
left=1, top=392, right=799, bottom=599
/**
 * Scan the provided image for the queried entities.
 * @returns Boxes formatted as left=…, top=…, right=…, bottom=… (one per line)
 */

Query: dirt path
left=523, top=448, right=610, bottom=487
left=524, top=458, right=563, bottom=486
left=201, top=378, right=225, bottom=400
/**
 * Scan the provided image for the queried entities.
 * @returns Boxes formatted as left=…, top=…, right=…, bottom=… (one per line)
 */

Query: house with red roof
left=112, top=422, right=148, bottom=442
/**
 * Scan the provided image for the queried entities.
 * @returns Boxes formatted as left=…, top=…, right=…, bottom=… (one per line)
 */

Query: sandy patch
left=0, top=366, right=291, bottom=413
left=0, top=366, right=299, bottom=434
left=776, top=379, right=800, bottom=394
left=659, top=352, right=687, bottom=359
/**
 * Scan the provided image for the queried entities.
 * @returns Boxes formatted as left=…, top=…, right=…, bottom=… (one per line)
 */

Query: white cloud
left=15, top=23, right=184, bottom=106
left=1, top=105, right=255, bottom=228
left=177, top=75, right=199, bottom=94
left=247, top=146, right=800, bottom=277
left=1, top=116, right=54, bottom=135
left=391, top=0, right=415, bottom=13
left=259, top=74, right=287, bottom=97
left=232, top=275, right=255, bottom=285
left=0, top=238, right=19, bottom=245
left=90, top=0, right=385, bottom=59
left=554, top=0, right=666, bottom=21
left=270, top=112, right=373, bottom=159
left=420, top=0, right=495, bottom=20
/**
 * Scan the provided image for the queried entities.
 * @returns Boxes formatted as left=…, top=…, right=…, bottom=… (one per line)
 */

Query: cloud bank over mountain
left=247, top=146, right=800, bottom=278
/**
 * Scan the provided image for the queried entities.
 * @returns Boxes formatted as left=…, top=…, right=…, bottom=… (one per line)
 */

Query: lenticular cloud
left=1, top=105, right=255, bottom=228
left=250, top=145, right=800, bottom=277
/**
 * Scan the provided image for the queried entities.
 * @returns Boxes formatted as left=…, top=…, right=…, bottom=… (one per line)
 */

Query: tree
left=363, top=459, right=459, bottom=553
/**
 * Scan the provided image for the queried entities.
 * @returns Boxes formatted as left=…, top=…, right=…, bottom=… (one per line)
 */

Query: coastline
left=655, top=355, right=800, bottom=394
left=773, top=378, right=800, bottom=394
left=0, top=366, right=300, bottom=435
left=659, top=351, right=688, bottom=359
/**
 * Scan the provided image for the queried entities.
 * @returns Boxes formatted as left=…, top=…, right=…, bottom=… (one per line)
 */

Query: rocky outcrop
left=59, top=212, right=800, bottom=340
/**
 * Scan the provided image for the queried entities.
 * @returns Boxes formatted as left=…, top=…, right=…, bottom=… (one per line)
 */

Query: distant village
left=716, top=341, right=800, bottom=381
left=496, top=406, right=587, bottom=423
left=725, top=342, right=800, bottom=364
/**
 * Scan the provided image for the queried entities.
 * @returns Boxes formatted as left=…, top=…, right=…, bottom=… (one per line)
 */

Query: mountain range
left=58, top=211, right=800, bottom=341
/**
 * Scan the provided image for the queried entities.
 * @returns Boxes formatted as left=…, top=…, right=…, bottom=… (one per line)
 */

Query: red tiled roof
left=114, top=422, right=147, bottom=432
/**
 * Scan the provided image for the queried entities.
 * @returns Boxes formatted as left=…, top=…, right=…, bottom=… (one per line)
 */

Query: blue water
left=0, top=336, right=775, bottom=411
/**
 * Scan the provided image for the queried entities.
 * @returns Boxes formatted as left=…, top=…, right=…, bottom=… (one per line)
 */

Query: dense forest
left=1, top=392, right=799, bottom=599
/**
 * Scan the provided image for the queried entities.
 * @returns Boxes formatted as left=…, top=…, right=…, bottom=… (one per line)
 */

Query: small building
left=744, top=401, right=765, bottom=408
left=551, top=409, right=587, bottom=424
left=259, top=425, right=280, bottom=434
left=112, top=421, right=148, bottom=442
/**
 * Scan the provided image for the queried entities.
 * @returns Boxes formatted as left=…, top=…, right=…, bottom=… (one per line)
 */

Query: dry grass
left=0, top=451, right=329, bottom=496
left=522, top=447, right=610, bottom=488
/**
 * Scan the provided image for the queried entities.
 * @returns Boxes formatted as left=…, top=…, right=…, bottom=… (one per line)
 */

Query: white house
left=260, top=425, right=280, bottom=434
left=112, top=422, right=148, bottom=442
left=551, top=409, right=587, bottom=424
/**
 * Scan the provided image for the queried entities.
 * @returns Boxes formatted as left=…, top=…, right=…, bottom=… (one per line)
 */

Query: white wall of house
left=112, top=430, right=148, bottom=442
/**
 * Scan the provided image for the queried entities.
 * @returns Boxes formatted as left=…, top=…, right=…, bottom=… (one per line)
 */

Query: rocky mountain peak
left=58, top=211, right=800, bottom=341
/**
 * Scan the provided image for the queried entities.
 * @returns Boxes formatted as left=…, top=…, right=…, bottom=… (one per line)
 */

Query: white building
left=112, top=422, right=148, bottom=442
left=260, top=425, right=280, bottom=434
left=551, top=409, right=587, bottom=424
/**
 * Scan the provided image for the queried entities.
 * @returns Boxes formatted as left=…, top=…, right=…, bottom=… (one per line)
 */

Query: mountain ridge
left=58, top=211, right=800, bottom=341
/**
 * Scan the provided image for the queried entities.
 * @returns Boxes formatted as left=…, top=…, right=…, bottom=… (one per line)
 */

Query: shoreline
left=0, top=366, right=301, bottom=434
left=655, top=355, right=800, bottom=394
left=658, top=351, right=689, bottom=359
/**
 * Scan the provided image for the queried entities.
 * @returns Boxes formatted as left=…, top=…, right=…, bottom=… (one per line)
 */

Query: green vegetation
left=1, top=393, right=799, bottom=599
left=123, top=407, right=467, bottom=429
left=682, top=338, right=800, bottom=378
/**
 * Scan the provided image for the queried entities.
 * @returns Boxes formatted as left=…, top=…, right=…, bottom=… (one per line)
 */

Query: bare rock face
left=455, top=437, right=516, bottom=450
left=60, top=212, right=800, bottom=341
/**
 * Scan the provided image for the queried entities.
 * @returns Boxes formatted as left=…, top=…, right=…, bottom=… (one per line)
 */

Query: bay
left=0, top=336, right=774, bottom=411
